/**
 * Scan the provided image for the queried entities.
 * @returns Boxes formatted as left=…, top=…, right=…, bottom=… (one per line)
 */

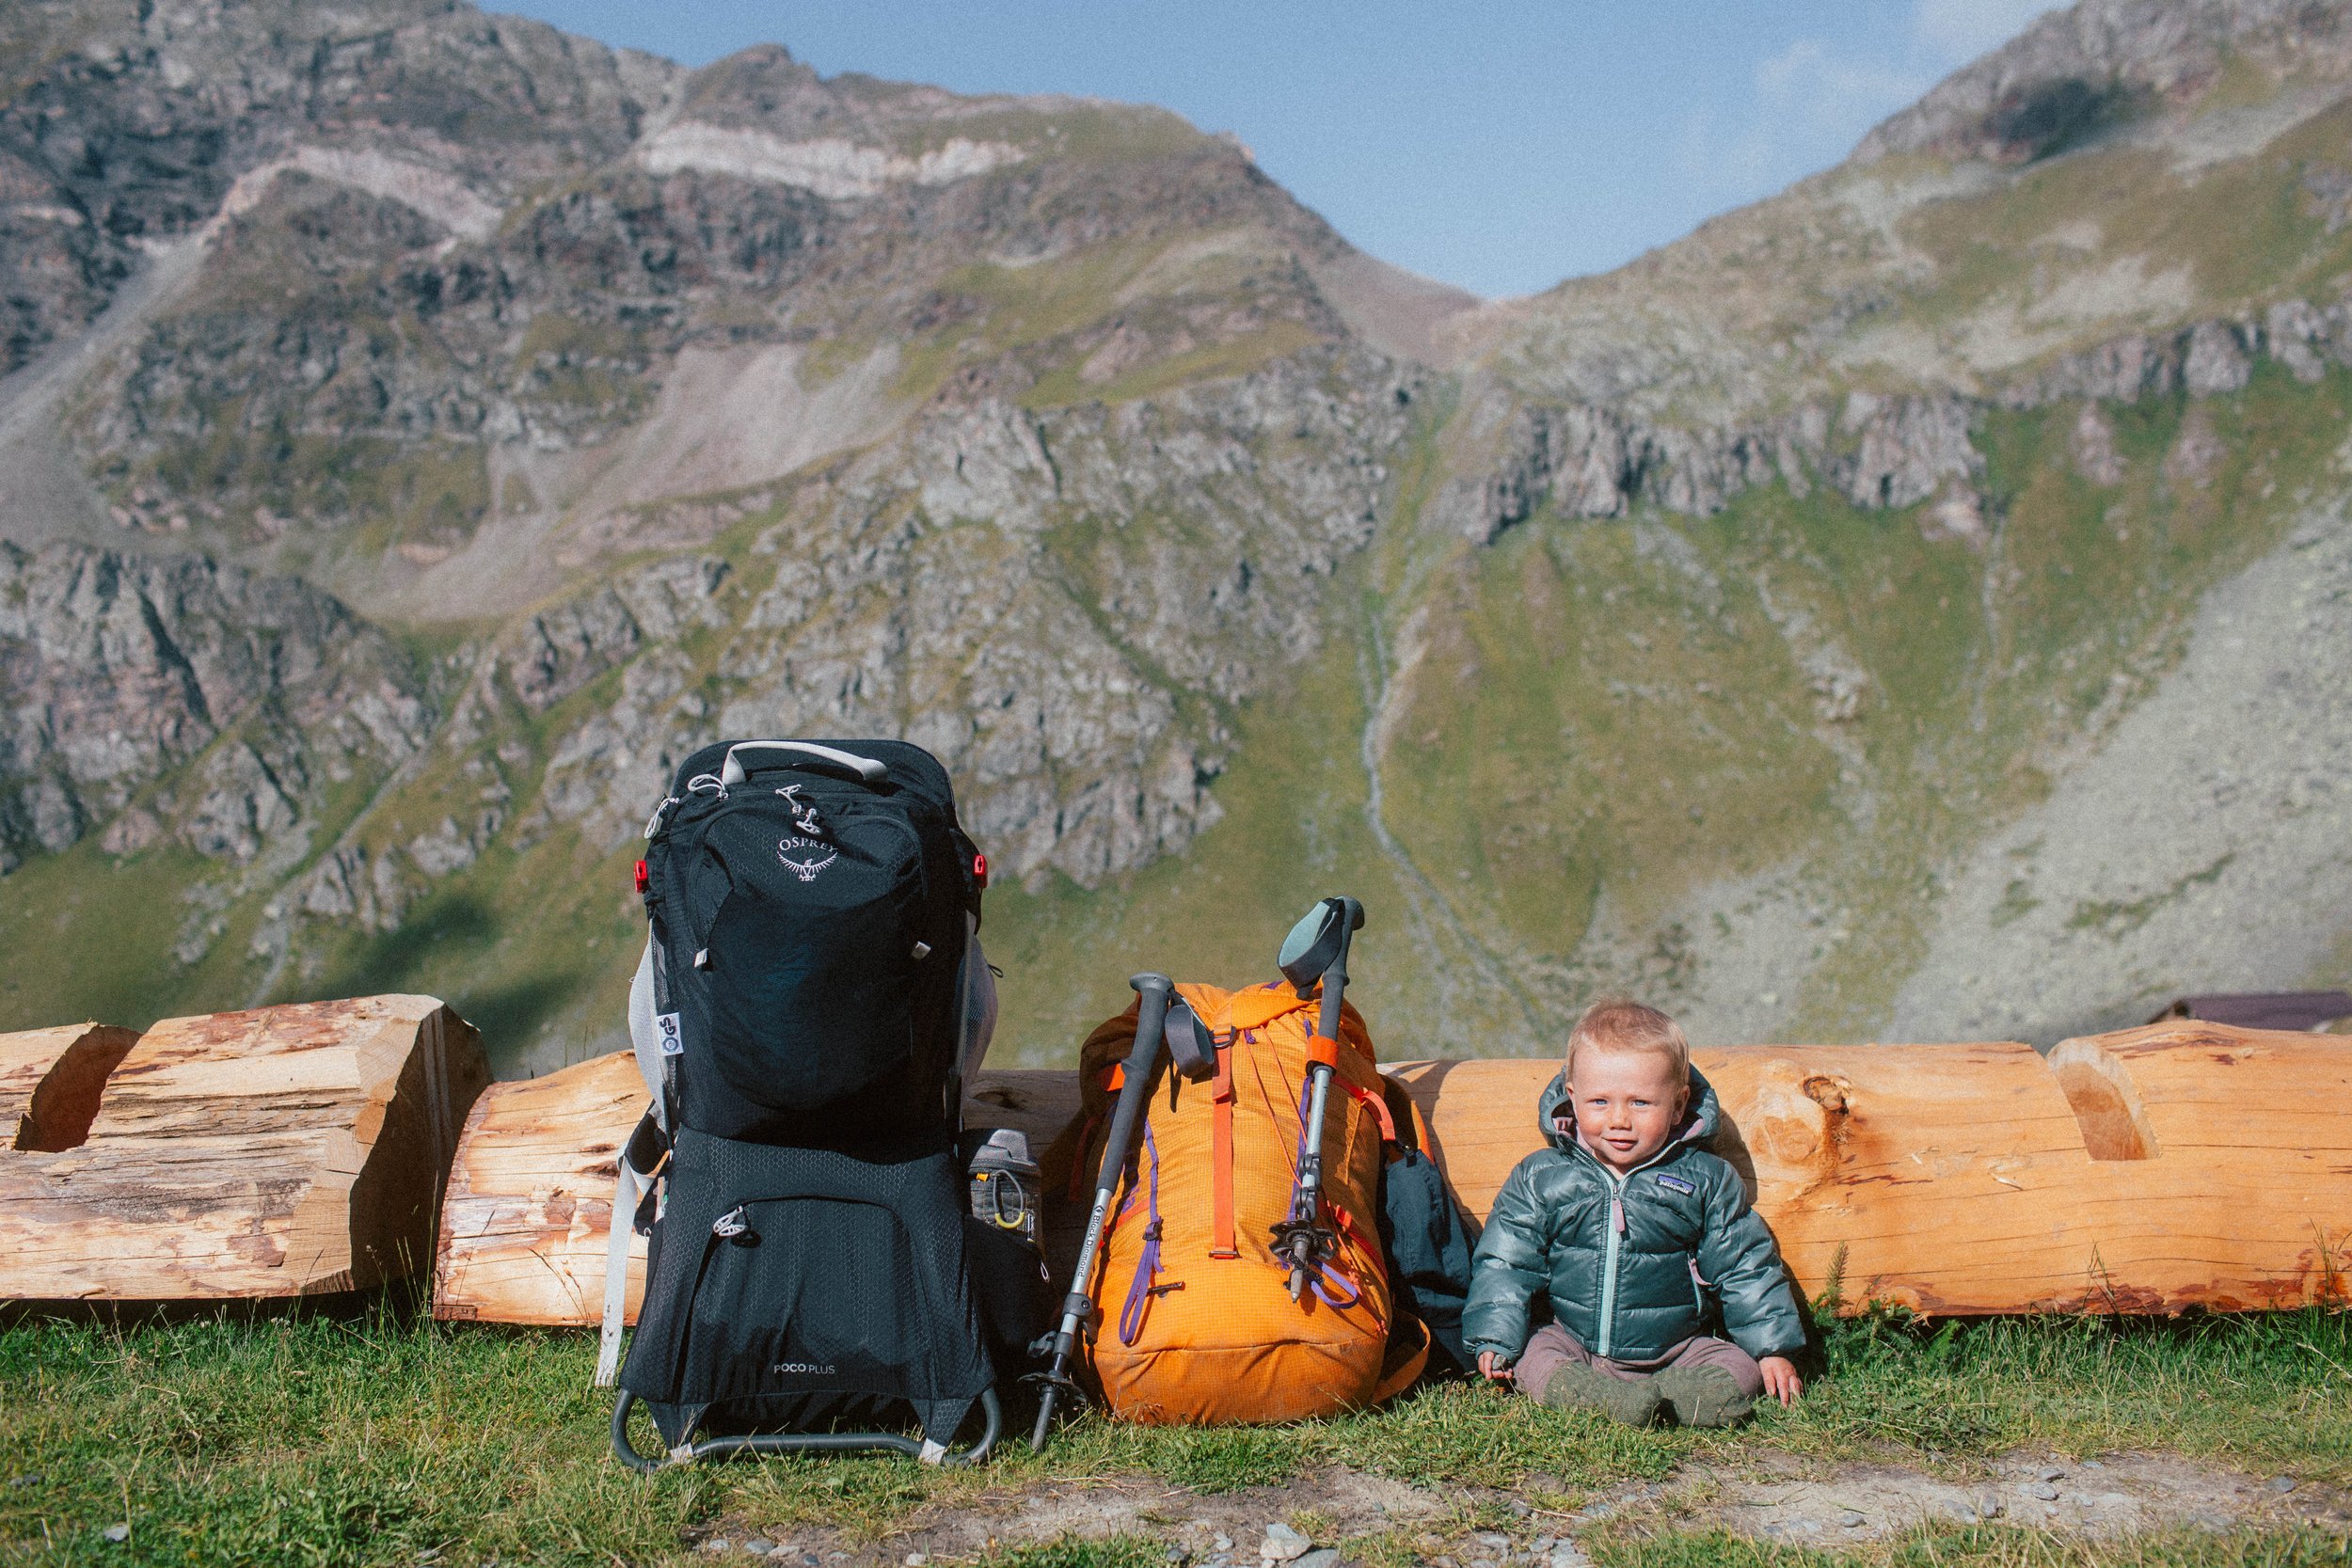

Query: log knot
left=1802, top=1074, right=1852, bottom=1115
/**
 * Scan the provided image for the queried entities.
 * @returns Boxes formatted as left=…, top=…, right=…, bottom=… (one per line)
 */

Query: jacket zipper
left=1571, top=1125, right=1685, bottom=1360
left=1597, top=1175, right=1626, bottom=1356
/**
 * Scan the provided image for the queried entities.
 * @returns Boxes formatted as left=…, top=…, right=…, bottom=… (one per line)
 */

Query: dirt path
left=689, top=1449, right=2349, bottom=1561
left=0, top=235, right=210, bottom=552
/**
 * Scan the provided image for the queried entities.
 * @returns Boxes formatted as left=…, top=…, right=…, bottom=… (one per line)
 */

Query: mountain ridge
left=3, top=0, right=2349, bottom=1070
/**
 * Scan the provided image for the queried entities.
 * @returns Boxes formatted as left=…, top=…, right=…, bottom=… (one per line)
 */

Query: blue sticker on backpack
left=1653, top=1172, right=1694, bottom=1195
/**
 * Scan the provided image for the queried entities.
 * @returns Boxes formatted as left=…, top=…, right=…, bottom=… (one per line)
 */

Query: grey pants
left=1514, top=1323, right=1762, bottom=1398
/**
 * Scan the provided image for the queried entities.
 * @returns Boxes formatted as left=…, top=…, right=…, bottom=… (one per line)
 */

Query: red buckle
left=633, top=859, right=649, bottom=895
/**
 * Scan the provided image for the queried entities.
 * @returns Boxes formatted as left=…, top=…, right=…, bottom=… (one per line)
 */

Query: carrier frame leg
left=610, top=1387, right=1003, bottom=1473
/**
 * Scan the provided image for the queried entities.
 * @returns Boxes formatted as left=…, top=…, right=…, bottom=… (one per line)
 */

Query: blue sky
left=496, top=0, right=2064, bottom=299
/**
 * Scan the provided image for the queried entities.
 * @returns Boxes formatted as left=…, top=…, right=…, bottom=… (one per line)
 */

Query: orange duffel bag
left=1073, top=978, right=1428, bottom=1424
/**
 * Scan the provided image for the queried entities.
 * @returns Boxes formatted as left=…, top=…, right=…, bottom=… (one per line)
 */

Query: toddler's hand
left=1476, top=1350, right=1514, bottom=1384
left=1758, top=1355, right=1803, bottom=1406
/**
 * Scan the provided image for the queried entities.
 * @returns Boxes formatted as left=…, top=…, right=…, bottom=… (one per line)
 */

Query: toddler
left=1463, top=998, right=1805, bottom=1427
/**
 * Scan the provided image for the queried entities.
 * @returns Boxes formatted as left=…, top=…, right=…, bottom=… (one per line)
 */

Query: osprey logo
left=777, top=835, right=838, bottom=882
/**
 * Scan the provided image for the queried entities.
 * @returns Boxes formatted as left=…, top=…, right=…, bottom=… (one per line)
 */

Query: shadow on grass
left=299, top=891, right=593, bottom=1068
left=462, top=972, right=596, bottom=1074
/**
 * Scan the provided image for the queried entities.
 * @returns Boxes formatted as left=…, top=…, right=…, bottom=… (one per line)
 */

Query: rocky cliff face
left=0, top=540, right=428, bottom=879
left=1857, top=0, right=2352, bottom=164
left=516, top=349, right=1415, bottom=885
left=0, top=0, right=661, bottom=372
left=4, top=0, right=2351, bottom=1069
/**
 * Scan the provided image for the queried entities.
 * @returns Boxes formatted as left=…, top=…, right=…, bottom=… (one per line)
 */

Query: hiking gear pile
left=596, top=739, right=1475, bottom=1461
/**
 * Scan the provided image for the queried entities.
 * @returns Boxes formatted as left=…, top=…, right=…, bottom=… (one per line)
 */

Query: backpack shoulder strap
left=594, top=1106, right=669, bottom=1386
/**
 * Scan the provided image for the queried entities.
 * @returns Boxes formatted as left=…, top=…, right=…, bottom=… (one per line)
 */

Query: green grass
left=0, top=1308, right=2344, bottom=1567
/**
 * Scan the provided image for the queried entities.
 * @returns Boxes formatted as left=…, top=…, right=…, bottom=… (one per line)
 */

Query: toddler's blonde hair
left=1565, top=996, right=1690, bottom=1084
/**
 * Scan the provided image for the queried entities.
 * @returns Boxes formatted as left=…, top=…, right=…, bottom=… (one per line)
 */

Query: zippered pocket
left=668, top=1194, right=927, bottom=1402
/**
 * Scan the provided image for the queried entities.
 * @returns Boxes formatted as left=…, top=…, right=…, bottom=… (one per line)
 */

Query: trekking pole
left=1029, top=972, right=1176, bottom=1450
left=1270, top=896, right=1365, bottom=1301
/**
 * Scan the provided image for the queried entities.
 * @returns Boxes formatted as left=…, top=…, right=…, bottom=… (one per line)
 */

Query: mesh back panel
left=621, top=1131, right=997, bottom=1448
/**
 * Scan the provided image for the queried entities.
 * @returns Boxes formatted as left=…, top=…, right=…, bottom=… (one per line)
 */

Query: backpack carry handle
left=718, top=739, right=888, bottom=787
left=1279, top=895, right=1365, bottom=1006
left=1163, top=998, right=1218, bottom=1084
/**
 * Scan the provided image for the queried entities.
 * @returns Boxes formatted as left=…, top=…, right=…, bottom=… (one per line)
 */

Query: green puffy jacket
left=1462, top=1067, right=1805, bottom=1366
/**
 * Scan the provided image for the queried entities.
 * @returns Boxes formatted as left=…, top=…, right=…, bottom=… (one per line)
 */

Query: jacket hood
left=1536, top=1064, right=1721, bottom=1159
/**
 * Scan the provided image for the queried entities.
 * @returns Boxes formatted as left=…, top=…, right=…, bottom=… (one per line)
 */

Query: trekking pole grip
left=1099, top=974, right=1174, bottom=1196
left=1316, top=897, right=1365, bottom=1043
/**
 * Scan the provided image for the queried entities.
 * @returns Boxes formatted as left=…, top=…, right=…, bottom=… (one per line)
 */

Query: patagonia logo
left=1653, top=1172, right=1695, bottom=1195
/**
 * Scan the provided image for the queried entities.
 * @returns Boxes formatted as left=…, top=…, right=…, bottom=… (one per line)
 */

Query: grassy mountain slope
left=991, top=1, right=2352, bottom=1058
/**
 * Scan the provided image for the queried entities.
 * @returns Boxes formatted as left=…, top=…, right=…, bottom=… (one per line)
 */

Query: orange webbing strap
left=1210, top=1036, right=1237, bottom=1259
left=1306, top=1034, right=1341, bottom=1069
left=1341, top=1081, right=1397, bottom=1145
left=1326, top=1198, right=1386, bottom=1287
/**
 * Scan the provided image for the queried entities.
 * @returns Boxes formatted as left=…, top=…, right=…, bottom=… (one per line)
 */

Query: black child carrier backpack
left=604, top=738, right=1041, bottom=1468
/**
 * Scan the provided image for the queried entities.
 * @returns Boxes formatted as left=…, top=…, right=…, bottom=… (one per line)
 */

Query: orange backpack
left=1073, top=979, right=1428, bottom=1424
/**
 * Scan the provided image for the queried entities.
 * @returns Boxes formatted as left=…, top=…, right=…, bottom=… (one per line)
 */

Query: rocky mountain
left=2, top=0, right=2347, bottom=1071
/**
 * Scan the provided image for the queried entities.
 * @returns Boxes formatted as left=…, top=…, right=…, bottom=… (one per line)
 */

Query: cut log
left=429, top=1025, right=2352, bottom=1324
left=2039, top=1021, right=2352, bottom=1311
left=432, top=1059, right=1093, bottom=1325
left=3, top=1022, right=140, bottom=1152
left=432, top=1051, right=650, bottom=1325
left=0, top=996, right=488, bottom=1302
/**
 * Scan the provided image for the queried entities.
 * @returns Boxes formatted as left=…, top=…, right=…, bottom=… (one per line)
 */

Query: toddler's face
left=1565, top=1048, right=1689, bottom=1175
